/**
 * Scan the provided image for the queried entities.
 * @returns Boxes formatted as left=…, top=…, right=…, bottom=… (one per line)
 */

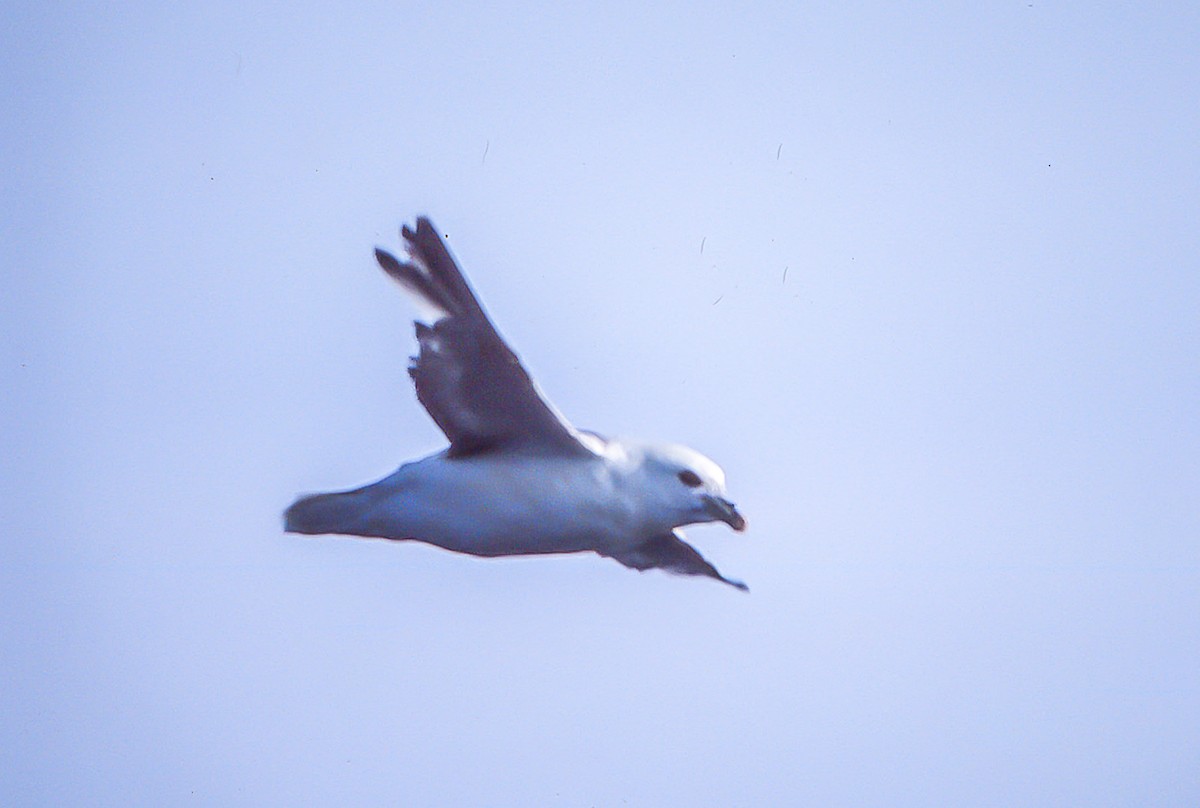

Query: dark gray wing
left=374, top=217, right=593, bottom=458
left=604, top=530, right=748, bottom=591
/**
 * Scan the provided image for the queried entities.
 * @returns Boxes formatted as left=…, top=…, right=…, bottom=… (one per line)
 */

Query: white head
left=622, top=442, right=747, bottom=533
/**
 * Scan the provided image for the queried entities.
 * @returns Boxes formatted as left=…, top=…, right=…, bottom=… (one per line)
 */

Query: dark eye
left=677, top=470, right=703, bottom=488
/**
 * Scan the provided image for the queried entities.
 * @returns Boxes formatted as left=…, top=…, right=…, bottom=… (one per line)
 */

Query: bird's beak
left=705, top=495, right=747, bottom=532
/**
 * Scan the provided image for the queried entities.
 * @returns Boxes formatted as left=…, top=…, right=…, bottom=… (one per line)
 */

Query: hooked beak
left=704, top=495, right=747, bottom=532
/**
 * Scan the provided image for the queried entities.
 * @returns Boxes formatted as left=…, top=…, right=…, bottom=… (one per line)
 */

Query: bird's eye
left=678, top=470, right=703, bottom=488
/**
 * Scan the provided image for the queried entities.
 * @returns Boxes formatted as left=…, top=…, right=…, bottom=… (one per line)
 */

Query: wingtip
left=374, top=246, right=404, bottom=279
left=402, top=216, right=437, bottom=243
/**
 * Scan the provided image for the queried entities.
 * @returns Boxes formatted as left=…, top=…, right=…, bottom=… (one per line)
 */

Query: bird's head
left=632, top=443, right=747, bottom=533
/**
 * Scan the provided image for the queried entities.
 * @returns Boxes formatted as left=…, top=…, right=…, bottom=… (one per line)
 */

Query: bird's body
left=290, top=450, right=624, bottom=557
left=286, top=217, right=748, bottom=589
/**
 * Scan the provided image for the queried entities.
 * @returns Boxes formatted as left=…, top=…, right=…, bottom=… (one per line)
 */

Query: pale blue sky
left=4, top=2, right=1198, bottom=805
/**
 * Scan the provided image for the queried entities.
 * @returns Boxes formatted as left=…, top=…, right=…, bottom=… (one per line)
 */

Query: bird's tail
left=284, top=490, right=367, bottom=536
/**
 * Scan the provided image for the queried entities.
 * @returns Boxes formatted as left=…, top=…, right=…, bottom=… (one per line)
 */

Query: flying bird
left=285, top=218, right=748, bottom=589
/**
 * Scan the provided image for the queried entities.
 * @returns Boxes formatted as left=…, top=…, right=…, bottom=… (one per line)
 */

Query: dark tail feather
left=284, top=491, right=365, bottom=536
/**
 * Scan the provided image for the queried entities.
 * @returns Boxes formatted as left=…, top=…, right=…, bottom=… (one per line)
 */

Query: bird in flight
left=284, top=217, right=748, bottom=589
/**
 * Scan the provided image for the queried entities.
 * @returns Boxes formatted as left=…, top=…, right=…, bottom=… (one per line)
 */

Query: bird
left=284, top=217, right=748, bottom=590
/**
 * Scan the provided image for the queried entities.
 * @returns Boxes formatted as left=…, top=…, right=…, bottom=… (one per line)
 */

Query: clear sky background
left=3, top=2, right=1198, bottom=805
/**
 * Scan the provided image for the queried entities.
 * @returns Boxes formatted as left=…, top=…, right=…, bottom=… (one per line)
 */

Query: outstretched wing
left=604, top=530, right=748, bottom=591
left=374, top=217, right=593, bottom=458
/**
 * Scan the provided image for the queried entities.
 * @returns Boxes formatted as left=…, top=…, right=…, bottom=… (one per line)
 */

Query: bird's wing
left=374, top=217, right=594, bottom=458
left=604, top=530, right=748, bottom=591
